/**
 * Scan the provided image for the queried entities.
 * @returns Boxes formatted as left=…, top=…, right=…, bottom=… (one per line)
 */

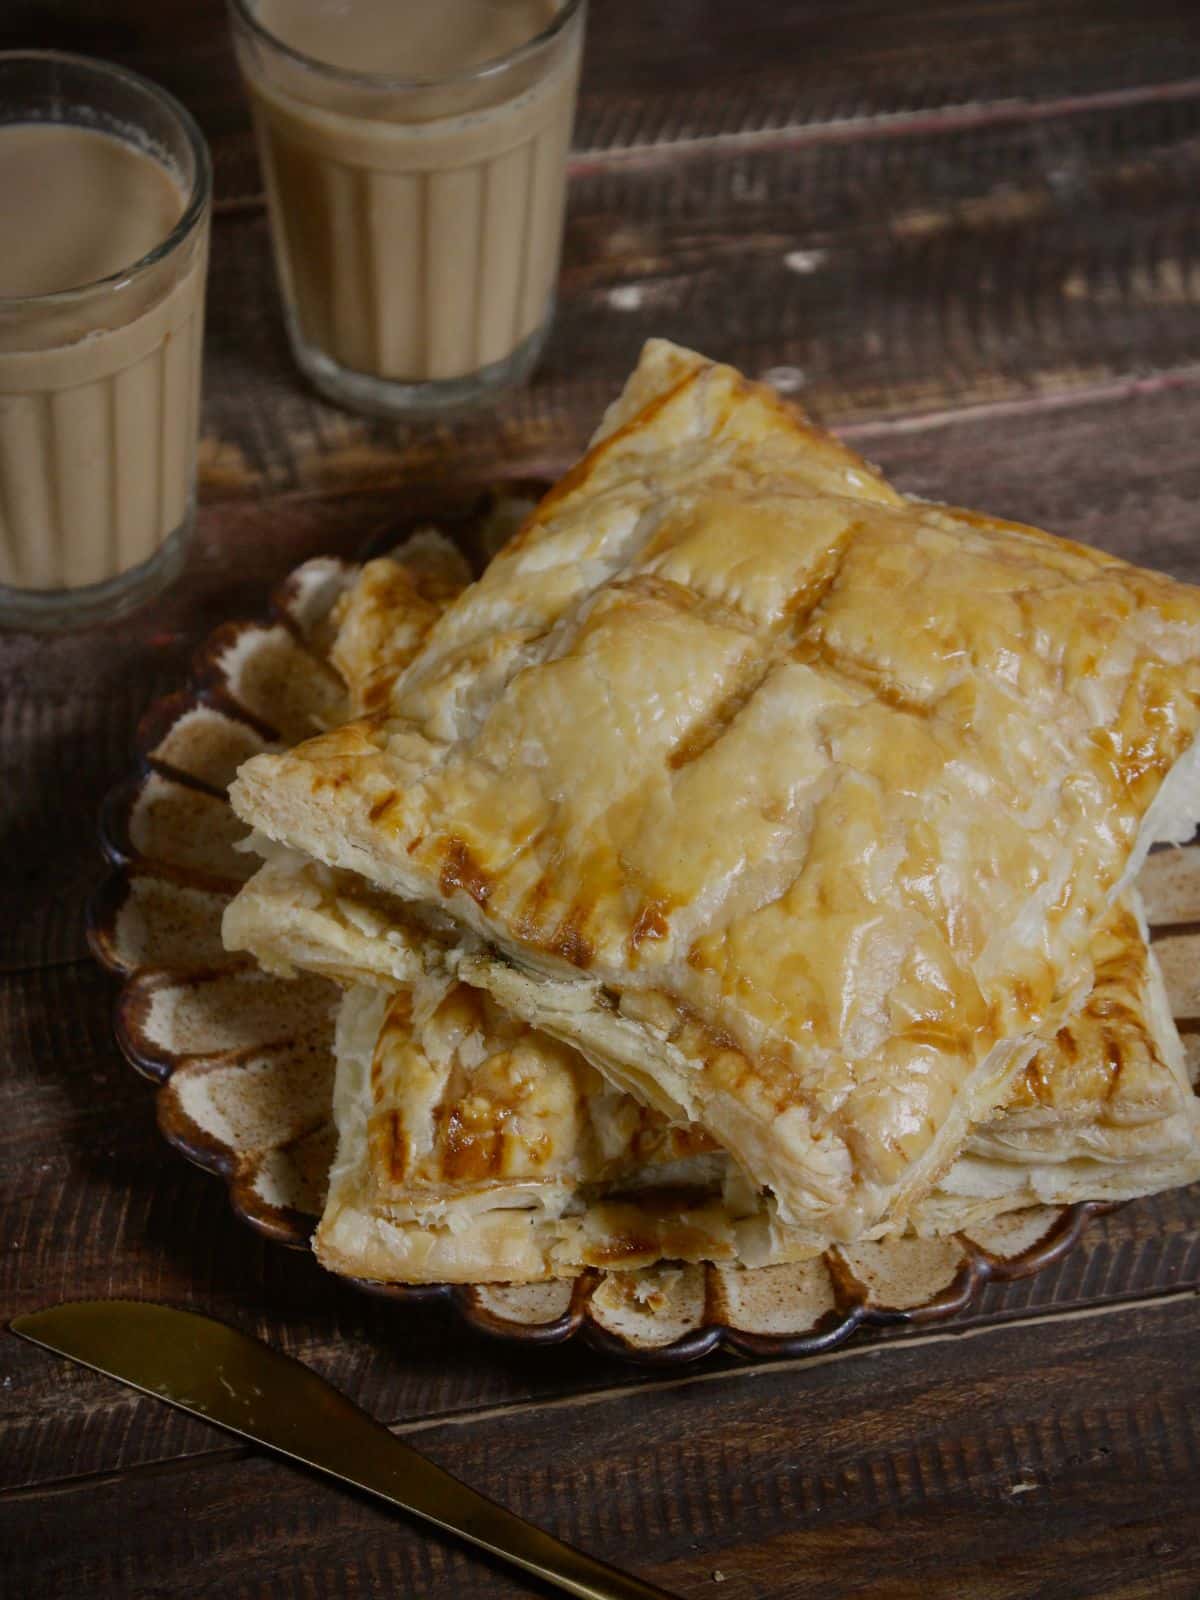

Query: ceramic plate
left=88, top=483, right=1200, bottom=1363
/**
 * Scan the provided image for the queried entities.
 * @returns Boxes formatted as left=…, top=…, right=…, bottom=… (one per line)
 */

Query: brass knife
left=11, top=1300, right=676, bottom=1600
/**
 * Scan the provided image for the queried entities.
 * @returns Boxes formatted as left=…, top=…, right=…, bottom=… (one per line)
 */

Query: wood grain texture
left=188, top=83, right=1200, bottom=497
left=9, top=1, right=1200, bottom=198
left=14, top=1, right=1195, bottom=498
left=2, top=940, right=1200, bottom=1491
left=5, top=1299, right=1200, bottom=1598
left=5, top=4, right=1200, bottom=1596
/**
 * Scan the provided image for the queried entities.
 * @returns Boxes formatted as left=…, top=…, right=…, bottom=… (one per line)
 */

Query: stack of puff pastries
left=222, top=341, right=1200, bottom=1286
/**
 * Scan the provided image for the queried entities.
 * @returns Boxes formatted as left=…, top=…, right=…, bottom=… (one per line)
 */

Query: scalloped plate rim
left=86, top=497, right=1117, bottom=1365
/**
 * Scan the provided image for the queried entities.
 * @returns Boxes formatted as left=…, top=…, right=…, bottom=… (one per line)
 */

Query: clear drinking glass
left=0, top=52, right=211, bottom=631
left=230, top=0, right=586, bottom=418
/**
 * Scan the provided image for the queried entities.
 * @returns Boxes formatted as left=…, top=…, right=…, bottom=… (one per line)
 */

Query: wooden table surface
left=5, top=3, right=1200, bottom=1595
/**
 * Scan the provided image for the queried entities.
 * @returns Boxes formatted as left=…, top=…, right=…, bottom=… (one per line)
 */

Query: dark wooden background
left=5, top=3, right=1200, bottom=1595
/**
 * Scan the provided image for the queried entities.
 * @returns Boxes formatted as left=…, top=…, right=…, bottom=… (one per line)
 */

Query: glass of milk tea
left=231, top=0, right=585, bottom=417
left=0, top=53, right=210, bottom=630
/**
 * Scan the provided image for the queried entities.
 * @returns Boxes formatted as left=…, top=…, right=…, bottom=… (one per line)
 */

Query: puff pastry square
left=232, top=847, right=1199, bottom=1280
left=317, top=979, right=785, bottom=1284
left=909, top=891, right=1200, bottom=1231
left=231, top=341, right=1200, bottom=1244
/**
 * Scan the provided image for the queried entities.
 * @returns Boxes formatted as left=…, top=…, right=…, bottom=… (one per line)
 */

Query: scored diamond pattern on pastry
left=90, top=454, right=1200, bottom=1361
left=230, top=342, right=1200, bottom=1248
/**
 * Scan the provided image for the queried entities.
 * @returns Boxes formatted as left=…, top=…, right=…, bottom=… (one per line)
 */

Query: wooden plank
left=3, top=950, right=1199, bottom=1493
left=5, top=1297, right=1200, bottom=1598
left=12, top=9, right=1200, bottom=498
left=9, top=11, right=1199, bottom=495
left=4, top=8, right=1199, bottom=1593
left=556, top=91, right=1200, bottom=425
left=188, top=85, right=1200, bottom=496
left=8, top=1, right=1200, bottom=201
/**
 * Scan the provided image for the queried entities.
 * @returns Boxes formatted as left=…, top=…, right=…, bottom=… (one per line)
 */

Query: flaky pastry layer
left=233, top=855, right=1199, bottom=1281
left=310, top=891, right=1200, bottom=1283
left=232, top=341, right=1200, bottom=1241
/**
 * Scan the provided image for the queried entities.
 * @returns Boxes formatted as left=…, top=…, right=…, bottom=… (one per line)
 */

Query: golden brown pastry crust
left=315, top=982, right=803, bottom=1284
left=232, top=341, right=1200, bottom=1243
left=308, top=890, right=1199, bottom=1284
left=329, top=533, right=471, bottom=716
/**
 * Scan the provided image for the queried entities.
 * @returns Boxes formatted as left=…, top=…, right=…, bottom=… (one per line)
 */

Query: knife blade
left=11, top=1300, right=677, bottom=1600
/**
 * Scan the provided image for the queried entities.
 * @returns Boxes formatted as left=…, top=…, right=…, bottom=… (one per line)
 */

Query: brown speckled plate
left=87, top=483, right=1200, bottom=1364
